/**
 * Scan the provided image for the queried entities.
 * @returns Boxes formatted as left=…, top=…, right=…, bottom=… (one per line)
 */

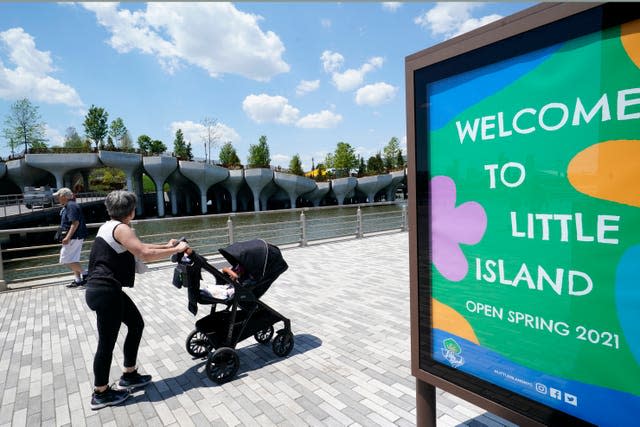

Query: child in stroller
left=172, top=238, right=294, bottom=383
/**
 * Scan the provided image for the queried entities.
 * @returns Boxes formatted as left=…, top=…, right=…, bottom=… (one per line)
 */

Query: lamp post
left=203, top=141, right=208, bottom=163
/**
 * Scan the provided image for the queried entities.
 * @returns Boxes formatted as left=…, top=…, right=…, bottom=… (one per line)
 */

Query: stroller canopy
left=219, top=239, right=288, bottom=282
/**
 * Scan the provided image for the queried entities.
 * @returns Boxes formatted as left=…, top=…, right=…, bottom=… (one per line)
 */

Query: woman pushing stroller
left=85, top=190, right=189, bottom=410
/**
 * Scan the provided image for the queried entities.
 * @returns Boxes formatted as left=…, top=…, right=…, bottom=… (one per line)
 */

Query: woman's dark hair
left=104, top=190, right=137, bottom=221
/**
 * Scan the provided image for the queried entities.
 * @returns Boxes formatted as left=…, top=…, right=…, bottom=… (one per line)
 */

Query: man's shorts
left=59, top=239, right=84, bottom=264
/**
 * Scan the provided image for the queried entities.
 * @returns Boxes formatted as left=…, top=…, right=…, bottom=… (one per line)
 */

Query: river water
left=3, top=202, right=406, bottom=283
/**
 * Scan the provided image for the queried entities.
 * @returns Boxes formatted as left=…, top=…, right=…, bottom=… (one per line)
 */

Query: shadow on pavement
left=134, top=333, right=322, bottom=403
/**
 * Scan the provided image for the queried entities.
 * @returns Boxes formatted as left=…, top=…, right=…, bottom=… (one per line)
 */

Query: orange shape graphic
left=621, top=19, right=640, bottom=68
left=567, top=140, right=640, bottom=208
left=433, top=298, right=479, bottom=344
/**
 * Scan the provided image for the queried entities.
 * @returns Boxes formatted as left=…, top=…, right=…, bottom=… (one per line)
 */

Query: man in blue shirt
left=54, top=187, right=89, bottom=288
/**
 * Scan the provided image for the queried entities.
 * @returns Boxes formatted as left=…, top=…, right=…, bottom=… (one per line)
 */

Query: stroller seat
left=198, top=284, right=235, bottom=304
left=198, top=289, right=224, bottom=305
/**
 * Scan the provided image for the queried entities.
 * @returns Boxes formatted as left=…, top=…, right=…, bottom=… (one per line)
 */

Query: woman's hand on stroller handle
left=170, top=237, right=192, bottom=263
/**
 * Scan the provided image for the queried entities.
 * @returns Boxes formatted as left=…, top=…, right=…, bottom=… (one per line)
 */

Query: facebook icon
left=550, top=388, right=562, bottom=400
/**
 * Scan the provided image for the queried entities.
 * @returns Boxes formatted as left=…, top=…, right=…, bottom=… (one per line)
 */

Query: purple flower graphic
left=431, top=175, right=487, bottom=282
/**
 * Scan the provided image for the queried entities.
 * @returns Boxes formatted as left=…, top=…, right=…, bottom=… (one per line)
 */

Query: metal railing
left=0, top=202, right=407, bottom=289
left=0, top=191, right=107, bottom=218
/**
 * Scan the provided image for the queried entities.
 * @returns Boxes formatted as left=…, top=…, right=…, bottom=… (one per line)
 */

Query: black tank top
left=88, top=220, right=135, bottom=288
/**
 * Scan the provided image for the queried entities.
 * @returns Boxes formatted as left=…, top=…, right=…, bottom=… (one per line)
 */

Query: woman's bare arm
left=115, top=224, right=188, bottom=262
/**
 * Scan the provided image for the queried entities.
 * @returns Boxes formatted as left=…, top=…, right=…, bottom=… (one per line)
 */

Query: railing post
left=0, top=245, right=6, bottom=291
left=300, top=211, right=307, bottom=247
left=356, top=207, right=363, bottom=238
left=227, top=216, right=234, bottom=244
left=401, top=204, right=407, bottom=232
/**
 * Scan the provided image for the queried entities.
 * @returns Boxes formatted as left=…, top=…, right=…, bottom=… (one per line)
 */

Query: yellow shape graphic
left=433, top=298, right=479, bottom=344
left=567, top=140, right=640, bottom=208
left=621, top=19, right=640, bottom=68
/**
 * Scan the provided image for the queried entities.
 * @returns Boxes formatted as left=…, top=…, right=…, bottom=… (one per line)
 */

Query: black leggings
left=85, top=284, right=144, bottom=387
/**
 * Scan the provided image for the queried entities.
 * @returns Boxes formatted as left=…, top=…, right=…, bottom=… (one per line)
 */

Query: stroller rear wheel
left=186, top=329, right=212, bottom=358
left=272, top=329, right=294, bottom=357
left=206, top=347, right=240, bottom=384
left=254, top=326, right=274, bottom=344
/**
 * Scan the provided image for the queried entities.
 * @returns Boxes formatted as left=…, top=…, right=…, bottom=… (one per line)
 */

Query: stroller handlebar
left=170, top=237, right=192, bottom=263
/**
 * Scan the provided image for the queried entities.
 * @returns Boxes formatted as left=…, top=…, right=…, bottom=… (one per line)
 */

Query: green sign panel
left=426, top=18, right=640, bottom=426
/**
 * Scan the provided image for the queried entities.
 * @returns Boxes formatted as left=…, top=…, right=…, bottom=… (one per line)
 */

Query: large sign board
left=407, top=3, right=640, bottom=426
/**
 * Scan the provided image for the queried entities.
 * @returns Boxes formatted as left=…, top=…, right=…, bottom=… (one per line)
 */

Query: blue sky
left=0, top=2, right=531, bottom=169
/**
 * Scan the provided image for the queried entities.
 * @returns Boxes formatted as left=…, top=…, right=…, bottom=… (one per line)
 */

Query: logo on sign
left=442, top=338, right=465, bottom=368
left=535, top=383, right=547, bottom=394
left=564, top=393, right=578, bottom=406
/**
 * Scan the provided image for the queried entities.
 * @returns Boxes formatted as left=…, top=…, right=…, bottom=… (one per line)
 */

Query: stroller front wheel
left=272, top=330, right=295, bottom=357
left=206, top=347, right=240, bottom=384
left=186, top=329, right=212, bottom=358
left=254, top=325, right=274, bottom=344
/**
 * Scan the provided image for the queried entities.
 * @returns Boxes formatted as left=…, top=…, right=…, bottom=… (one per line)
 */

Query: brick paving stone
left=0, top=232, right=522, bottom=426
left=26, top=411, right=42, bottom=427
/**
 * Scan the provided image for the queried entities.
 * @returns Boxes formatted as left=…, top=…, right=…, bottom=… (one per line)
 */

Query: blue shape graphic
left=429, top=44, right=561, bottom=131
left=616, top=244, right=640, bottom=364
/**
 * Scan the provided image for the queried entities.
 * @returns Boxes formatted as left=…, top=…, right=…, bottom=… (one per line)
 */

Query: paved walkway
left=0, top=232, right=517, bottom=426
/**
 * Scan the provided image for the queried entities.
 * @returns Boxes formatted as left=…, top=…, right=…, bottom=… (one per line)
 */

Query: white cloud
left=296, top=110, right=342, bottom=129
left=0, top=27, right=83, bottom=106
left=296, top=79, right=320, bottom=96
left=456, top=14, right=504, bottom=36
left=331, top=69, right=365, bottom=93
left=354, top=145, right=377, bottom=161
left=82, top=2, right=290, bottom=81
left=321, top=50, right=343, bottom=73
left=355, top=82, right=397, bottom=106
left=272, top=153, right=290, bottom=168
left=45, top=125, right=65, bottom=147
left=243, top=94, right=341, bottom=129
left=414, top=2, right=502, bottom=39
left=321, top=19, right=332, bottom=29
left=382, top=3, right=402, bottom=12
left=322, top=51, right=384, bottom=92
left=242, top=94, right=300, bottom=124
left=169, top=120, right=241, bottom=151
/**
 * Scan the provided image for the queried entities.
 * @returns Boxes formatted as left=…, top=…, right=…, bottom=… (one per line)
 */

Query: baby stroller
left=172, top=239, right=294, bottom=384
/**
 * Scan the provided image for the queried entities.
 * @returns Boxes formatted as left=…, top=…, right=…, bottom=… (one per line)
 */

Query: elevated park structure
left=0, top=152, right=406, bottom=219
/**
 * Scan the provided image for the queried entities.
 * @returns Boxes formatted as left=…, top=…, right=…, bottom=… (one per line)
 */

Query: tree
left=83, top=105, right=109, bottom=149
left=106, top=135, right=115, bottom=150
left=89, top=167, right=126, bottom=192
left=109, top=117, right=128, bottom=148
left=137, top=134, right=152, bottom=155
left=247, top=135, right=271, bottom=168
left=219, top=141, right=241, bottom=168
left=201, top=116, right=220, bottom=164
left=172, top=129, right=192, bottom=160
left=384, top=154, right=394, bottom=171
left=149, top=139, right=167, bottom=155
left=120, top=131, right=134, bottom=152
left=2, top=98, right=47, bottom=155
left=367, top=152, right=385, bottom=175
left=383, top=137, right=401, bottom=170
left=289, top=154, right=304, bottom=176
left=332, top=141, right=358, bottom=177
left=396, top=150, right=405, bottom=169
left=324, top=153, right=334, bottom=169
left=358, top=156, right=366, bottom=176
left=64, top=127, right=84, bottom=149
